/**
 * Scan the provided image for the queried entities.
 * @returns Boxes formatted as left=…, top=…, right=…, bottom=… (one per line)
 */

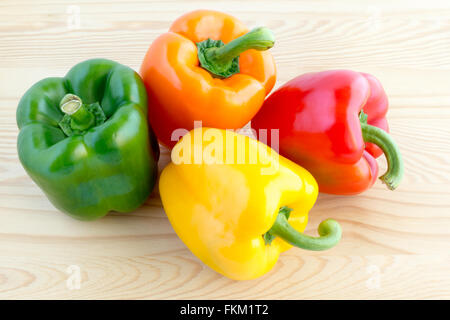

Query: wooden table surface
left=1, top=0, right=449, bottom=300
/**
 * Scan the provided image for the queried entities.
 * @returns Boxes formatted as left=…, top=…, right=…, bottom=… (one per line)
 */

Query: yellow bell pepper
left=159, top=127, right=342, bottom=280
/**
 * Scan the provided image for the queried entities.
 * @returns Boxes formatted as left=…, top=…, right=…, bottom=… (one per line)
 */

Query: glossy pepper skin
left=159, top=128, right=341, bottom=280
left=140, top=10, right=276, bottom=148
left=251, top=70, right=403, bottom=195
left=16, top=59, right=160, bottom=220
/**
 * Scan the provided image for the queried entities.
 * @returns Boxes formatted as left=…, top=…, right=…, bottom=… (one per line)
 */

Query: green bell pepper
left=16, top=59, right=159, bottom=220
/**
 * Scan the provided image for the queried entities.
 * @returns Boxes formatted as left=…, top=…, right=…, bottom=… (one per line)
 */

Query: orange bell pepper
left=140, top=10, right=277, bottom=148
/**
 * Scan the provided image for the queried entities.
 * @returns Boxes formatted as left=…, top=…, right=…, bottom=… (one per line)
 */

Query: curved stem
left=361, top=122, right=404, bottom=190
left=197, top=27, right=274, bottom=78
left=60, top=93, right=95, bottom=131
left=206, top=27, right=275, bottom=64
left=265, top=207, right=342, bottom=251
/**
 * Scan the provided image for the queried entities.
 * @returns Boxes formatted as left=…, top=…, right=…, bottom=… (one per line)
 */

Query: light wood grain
left=0, top=0, right=449, bottom=299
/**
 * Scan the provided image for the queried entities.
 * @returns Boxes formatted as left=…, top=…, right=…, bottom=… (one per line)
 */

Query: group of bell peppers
left=16, top=10, right=403, bottom=280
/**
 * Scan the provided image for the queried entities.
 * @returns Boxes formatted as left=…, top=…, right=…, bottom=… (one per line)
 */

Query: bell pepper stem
left=197, top=27, right=274, bottom=78
left=206, top=27, right=275, bottom=64
left=60, top=94, right=95, bottom=131
left=265, top=207, right=342, bottom=251
left=360, top=111, right=404, bottom=190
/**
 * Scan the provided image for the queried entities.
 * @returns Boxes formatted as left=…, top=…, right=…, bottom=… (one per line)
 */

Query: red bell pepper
left=251, top=70, right=403, bottom=195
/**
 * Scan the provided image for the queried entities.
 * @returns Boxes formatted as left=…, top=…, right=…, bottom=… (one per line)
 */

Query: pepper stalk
left=58, top=93, right=106, bottom=136
left=264, top=206, right=342, bottom=251
left=359, top=110, right=404, bottom=190
left=197, top=27, right=275, bottom=78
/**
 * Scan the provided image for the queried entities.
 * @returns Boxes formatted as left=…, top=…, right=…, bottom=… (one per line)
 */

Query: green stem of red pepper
left=264, top=206, right=342, bottom=251
left=60, top=94, right=95, bottom=131
left=360, top=111, right=404, bottom=190
left=197, top=27, right=275, bottom=78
